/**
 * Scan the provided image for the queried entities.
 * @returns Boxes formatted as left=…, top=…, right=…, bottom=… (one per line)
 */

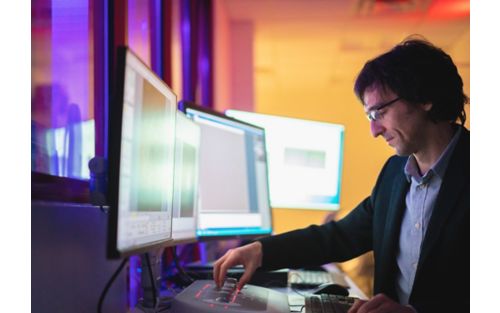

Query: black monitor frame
left=178, top=101, right=273, bottom=241
left=178, top=101, right=265, bottom=134
left=107, top=47, right=176, bottom=259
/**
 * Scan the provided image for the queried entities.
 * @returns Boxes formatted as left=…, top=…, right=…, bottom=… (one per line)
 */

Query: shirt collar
left=404, top=126, right=462, bottom=183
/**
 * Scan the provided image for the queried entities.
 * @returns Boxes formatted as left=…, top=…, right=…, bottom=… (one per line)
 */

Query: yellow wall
left=254, top=36, right=470, bottom=234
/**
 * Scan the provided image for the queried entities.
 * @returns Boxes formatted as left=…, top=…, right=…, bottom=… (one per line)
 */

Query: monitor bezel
left=178, top=101, right=274, bottom=241
left=164, top=111, right=201, bottom=247
left=107, top=46, right=176, bottom=259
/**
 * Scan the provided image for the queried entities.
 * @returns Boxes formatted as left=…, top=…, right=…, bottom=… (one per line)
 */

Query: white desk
left=322, top=263, right=368, bottom=299
left=272, top=263, right=368, bottom=312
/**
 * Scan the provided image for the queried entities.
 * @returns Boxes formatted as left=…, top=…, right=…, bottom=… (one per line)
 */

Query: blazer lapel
left=379, top=169, right=409, bottom=295
left=417, top=130, right=469, bottom=267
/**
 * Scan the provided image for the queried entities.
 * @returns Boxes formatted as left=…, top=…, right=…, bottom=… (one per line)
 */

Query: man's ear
left=421, top=102, right=433, bottom=112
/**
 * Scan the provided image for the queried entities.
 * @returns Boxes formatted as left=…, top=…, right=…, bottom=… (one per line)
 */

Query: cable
left=97, top=258, right=128, bottom=313
left=288, top=272, right=309, bottom=297
left=291, top=286, right=309, bottom=298
left=171, top=246, right=194, bottom=285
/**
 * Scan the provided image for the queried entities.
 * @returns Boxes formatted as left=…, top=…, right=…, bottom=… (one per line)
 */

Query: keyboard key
left=289, top=270, right=349, bottom=289
left=304, top=294, right=356, bottom=313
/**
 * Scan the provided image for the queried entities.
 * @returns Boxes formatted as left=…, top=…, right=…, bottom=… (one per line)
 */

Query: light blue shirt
left=395, top=127, right=462, bottom=305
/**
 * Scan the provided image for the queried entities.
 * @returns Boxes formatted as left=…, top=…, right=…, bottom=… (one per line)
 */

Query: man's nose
left=370, top=120, right=385, bottom=137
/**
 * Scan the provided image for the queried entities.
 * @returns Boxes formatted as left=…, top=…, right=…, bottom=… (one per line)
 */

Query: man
left=213, top=38, right=469, bottom=313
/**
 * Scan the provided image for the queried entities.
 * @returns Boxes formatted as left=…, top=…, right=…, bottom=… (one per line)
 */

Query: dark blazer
left=259, top=126, right=469, bottom=313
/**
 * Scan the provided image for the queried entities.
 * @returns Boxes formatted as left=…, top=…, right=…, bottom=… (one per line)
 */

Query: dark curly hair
left=354, top=37, right=468, bottom=125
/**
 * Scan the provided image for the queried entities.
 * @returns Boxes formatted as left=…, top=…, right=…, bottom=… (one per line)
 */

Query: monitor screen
left=107, top=47, right=176, bottom=258
left=180, top=103, right=272, bottom=238
left=225, top=110, right=344, bottom=210
left=168, top=111, right=201, bottom=245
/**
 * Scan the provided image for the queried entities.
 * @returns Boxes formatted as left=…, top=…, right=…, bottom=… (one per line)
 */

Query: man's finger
left=217, top=255, right=236, bottom=288
left=357, top=294, right=388, bottom=313
left=348, top=299, right=365, bottom=313
left=237, top=264, right=255, bottom=290
left=213, top=253, right=229, bottom=288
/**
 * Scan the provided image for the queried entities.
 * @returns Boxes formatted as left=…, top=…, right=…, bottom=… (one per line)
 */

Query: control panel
left=171, top=278, right=290, bottom=313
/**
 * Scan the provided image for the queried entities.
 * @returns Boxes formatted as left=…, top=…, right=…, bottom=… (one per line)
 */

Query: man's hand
left=348, top=294, right=416, bottom=313
left=213, top=241, right=263, bottom=290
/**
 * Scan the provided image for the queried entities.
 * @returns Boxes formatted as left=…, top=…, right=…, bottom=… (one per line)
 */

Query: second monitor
left=226, top=110, right=345, bottom=210
left=180, top=102, right=272, bottom=239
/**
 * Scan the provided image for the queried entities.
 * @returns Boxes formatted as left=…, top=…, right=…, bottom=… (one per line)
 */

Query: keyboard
left=171, top=278, right=291, bottom=313
left=305, top=294, right=356, bottom=313
left=288, top=270, right=349, bottom=289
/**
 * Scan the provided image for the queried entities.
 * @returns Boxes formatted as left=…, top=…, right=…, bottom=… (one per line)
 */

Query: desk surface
left=322, top=263, right=367, bottom=299
left=274, top=263, right=367, bottom=311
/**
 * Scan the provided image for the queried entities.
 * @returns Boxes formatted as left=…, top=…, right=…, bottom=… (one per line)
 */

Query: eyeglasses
left=365, top=97, right=400, bottom=122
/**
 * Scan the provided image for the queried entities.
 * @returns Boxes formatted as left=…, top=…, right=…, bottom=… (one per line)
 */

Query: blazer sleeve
left=257, top=156, right=396, bottom=271
left=258, top=198, right=373, bottom=270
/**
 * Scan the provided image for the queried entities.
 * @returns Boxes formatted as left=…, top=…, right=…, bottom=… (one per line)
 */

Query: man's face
left=363, top=86, right=431, bottom=156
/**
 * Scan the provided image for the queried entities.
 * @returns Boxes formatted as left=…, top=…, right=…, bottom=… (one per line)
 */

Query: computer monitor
left=225, top=110, right=344, bottom=210
left=107, top=47, right=177, bottom=258
left=167, top=111, right=201, bottom=245
left=179, top=102, right=272, bottom=239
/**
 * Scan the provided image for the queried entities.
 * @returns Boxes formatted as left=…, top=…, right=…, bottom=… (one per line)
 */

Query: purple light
left=129, top=255, right=140, bottom=308
left=128, top=0, right=151, bottom=65
left=181, top=0, right=193, bottom=101
left=46, top=0, right=92, bottom=178
left=151, top=0, right=162, bottom=76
